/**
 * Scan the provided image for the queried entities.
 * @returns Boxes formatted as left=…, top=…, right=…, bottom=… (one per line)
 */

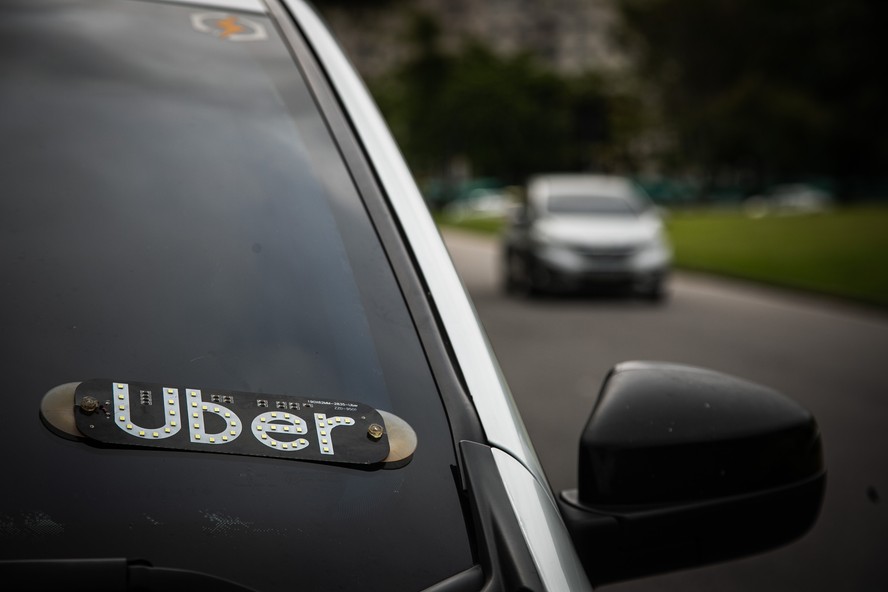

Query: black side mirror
left=558, top=361, right=826, bottom=586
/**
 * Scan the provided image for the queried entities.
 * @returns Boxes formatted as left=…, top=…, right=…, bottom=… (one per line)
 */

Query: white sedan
left=503, top=174, right=672, bottom=300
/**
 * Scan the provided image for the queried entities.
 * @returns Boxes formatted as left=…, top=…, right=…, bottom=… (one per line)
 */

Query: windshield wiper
left=0, top=558, right=258, bottom=591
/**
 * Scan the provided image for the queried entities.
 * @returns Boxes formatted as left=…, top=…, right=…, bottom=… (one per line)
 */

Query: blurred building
left=320, top=0, right=628, bottom=79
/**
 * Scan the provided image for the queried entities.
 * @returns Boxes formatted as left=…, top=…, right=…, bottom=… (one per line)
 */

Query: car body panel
left=533, top=216, right=660, bottom=248
left=492, top=449, right=593, bottom=592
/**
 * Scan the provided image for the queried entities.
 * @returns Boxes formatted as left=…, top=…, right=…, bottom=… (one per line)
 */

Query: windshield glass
left=0, top=1, right=473, bottom=590
left=546, top=194, right=641, bottom=216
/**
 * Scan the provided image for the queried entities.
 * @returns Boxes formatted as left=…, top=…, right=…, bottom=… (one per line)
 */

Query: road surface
left=441, top=227, right=888, bottom=591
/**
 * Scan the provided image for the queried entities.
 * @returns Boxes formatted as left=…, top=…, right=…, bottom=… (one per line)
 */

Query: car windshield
left=0, top=1, right=472, bottom=590
left=546, top=194, right=641, bottom=216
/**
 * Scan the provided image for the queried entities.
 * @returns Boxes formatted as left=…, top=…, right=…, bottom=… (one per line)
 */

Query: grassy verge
left=433, top=214, right=506, bottom=235
left=435, top=205, right=888, bottom=308
left=664, top=205, right=888, bottom=308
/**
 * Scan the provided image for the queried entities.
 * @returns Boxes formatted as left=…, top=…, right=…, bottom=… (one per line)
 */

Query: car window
left=546, top=194, right=640, bottom=216
left=0, top=1, right=473, bottom=590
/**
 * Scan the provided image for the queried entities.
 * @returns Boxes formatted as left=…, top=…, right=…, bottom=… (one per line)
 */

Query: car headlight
left=530, top=228, right=561, bottom=247
left=643, top=228, right=669, bottom=251
left=635, top=232, right=672, bottom=266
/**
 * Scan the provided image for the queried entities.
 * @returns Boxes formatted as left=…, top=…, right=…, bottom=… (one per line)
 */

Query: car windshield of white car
left=547, top=194, right=641, bottom=216
left=0, top=1, right=473, bottom=590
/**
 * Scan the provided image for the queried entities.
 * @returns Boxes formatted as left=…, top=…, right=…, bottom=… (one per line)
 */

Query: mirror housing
left=559, top=361, right=825, bottom=586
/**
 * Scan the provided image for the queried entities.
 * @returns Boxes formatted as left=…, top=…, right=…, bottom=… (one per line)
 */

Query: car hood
left=534, top=214, right=661, bottom=248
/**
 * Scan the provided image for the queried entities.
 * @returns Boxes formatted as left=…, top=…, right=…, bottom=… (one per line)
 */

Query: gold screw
left=80, top=396, right=99, bottom=413
left=367, top=423, right=384, bottom=440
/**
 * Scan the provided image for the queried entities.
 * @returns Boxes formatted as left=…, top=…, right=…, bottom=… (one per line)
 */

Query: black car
left=1, top=1, right=825, bottom=591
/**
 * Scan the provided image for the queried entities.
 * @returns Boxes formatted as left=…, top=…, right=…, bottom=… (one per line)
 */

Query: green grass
left=435, top=205, right=888, bottom=308
left=664, top=205, right=888, bottom=308
left=433, top=213, right=506, bottom=235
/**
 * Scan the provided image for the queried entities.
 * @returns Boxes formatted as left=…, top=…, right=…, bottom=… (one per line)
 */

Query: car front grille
left=574, top=245, right=637, bottom=261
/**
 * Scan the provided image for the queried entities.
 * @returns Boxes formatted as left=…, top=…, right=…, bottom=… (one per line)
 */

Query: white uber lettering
left=113, top=383, right=181, bottom=440
left=186, top=388, right=242, bottom=444
left=250, top=411, right=309, bottom=451
left=313, top=412, right=355, bottom=455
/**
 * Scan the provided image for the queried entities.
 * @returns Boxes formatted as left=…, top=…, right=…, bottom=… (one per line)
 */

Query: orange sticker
left=190, top=12, right=267, bottom=42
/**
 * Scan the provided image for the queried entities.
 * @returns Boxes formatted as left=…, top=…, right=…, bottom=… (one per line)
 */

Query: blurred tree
left=436, top=43, right=571, bottom=183
left=566, top=72, right=655, bottom=173
left=369, top=11, right=458, bottom=205
left=615, top=0, right=888, bottom=200
left=370, top=11, right=651, bottom=205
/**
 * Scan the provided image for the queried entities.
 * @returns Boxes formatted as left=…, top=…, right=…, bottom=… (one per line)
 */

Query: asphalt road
left=441, top=227, right=888, bottom=592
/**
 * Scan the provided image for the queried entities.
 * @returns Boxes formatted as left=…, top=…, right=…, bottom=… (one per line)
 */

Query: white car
left=743, top=183, right=835, bottom=218
left=1, top=1, right=823, bottom=590
left=503, top=174, right=672, bottom=300
left=443, top=187, right=517, bottom=221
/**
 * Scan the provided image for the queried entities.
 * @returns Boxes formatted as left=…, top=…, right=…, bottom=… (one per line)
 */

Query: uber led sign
left=72, top=380, right=390, bottom=465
